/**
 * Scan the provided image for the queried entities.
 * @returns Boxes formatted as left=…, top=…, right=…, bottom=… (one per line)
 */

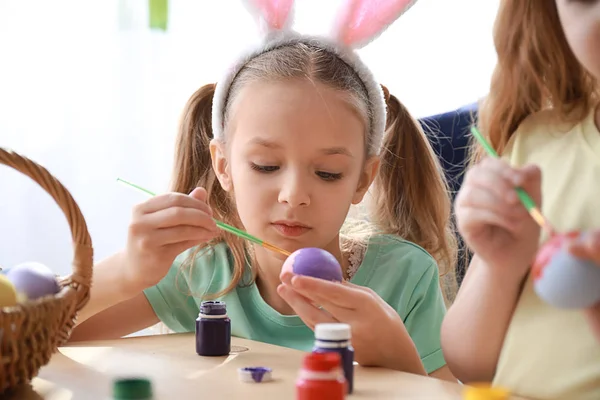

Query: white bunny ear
left=333, top=0, right=417, bottom=49
left=242, top=0, right=295, bottom=37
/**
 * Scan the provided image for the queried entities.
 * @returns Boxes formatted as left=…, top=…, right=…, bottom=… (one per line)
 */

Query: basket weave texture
left=0, top=148, right=93, bottom=392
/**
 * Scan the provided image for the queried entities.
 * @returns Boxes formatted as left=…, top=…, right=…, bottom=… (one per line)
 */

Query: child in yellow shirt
left=442, top=1, right=600, bottom=399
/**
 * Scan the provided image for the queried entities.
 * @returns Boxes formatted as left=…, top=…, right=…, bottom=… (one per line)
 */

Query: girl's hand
left=454, top=157, right=542, bottom=279
left=567, top=230, right=600, bottom=265
left=125, top=187, right=218, bottom=290
left=277, top=275, right=426, bottom=374
left=567, top=232, right=600, bottom=341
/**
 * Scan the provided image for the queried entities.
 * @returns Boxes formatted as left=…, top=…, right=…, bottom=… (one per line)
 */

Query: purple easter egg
left=534, top=245, right=600, bottom=309
left=283, top=248, right=343, bottom=282
left=6, top=262, right=61, bottom=300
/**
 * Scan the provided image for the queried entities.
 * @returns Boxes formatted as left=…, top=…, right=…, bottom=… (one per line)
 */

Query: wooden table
left=5, top=333, right=526, bottom=399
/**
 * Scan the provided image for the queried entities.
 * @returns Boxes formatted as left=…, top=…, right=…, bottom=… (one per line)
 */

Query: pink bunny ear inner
left=244, top=0, right=294, bottom=31
left=336, top=0, right=416, bottom=47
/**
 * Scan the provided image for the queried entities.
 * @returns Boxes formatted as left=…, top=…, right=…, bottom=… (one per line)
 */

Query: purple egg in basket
left=6, top=262, right=61, bottom=301
left=282, top=248, right=343, bottom=282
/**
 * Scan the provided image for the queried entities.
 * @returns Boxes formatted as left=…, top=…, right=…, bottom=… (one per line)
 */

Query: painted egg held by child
left=282, top=248, right=343, bottom=282
left=6, top=262, right=61, bottom=301
left=533, top=232, right=600, bottom=309
left=0, top=274, right=18, bottom=307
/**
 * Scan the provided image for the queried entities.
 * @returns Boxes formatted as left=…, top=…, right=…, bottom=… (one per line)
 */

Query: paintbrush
left=470, top=126, right=555, bottom=236
left=116, top=177, right=292, bottom=257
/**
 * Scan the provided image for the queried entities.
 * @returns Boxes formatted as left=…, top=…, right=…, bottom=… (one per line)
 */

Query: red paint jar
left=296, top=352, right=346, bottom=400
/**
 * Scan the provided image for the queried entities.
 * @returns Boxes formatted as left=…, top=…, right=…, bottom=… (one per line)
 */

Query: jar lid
left=463, top=384, right=509, bottom=400
left=302, top=352, right=341, bottom=372
left=315, top=323, right=351, bottom=341
left=200, top=300, right=227, bottom=316
left=112, top=377, right=153, bottom=399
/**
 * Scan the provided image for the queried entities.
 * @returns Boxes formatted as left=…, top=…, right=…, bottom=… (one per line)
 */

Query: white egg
left=534, top=248, right=600, bottom=309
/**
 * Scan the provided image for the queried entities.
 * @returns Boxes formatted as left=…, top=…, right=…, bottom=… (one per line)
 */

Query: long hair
left=475, top=0, right=599, bottom=161
left=171, top=42, right=457, bottom=299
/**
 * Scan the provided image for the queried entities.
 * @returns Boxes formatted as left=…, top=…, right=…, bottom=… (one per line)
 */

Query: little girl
left=442, top=0, right=600, bottom=398
left=71, top=0, right=457, bottom=380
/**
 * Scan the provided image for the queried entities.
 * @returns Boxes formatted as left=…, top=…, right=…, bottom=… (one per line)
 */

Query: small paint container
left=463, top=383, right=509, bottom=400
left=112, top=377, right=153, bottom=399
left=238, top=367, right=273, bottom=383
left=296, top=352, right=346, bottom=400
left=312, top=323, right=354, bottom=394
left=195, top=300, right=231, bottom=357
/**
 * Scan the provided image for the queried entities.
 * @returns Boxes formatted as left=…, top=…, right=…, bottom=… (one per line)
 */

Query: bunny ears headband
left=211, top=0, right=417, bottom=156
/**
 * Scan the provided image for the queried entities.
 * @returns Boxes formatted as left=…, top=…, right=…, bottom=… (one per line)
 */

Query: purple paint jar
left=312, top=323, right=354, bottom=394
left=195, top=301, right=231, bottom=357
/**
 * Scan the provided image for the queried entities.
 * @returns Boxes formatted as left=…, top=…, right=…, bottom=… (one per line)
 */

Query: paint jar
left=195, top=300, right=231, bottom=356
left=312, top=323, right=354, bottom=394
left=463, top=383, right=509, bottom=400
left=296, top=352, right=346, bottom=400
left=112, top=377, right=153, bottom=399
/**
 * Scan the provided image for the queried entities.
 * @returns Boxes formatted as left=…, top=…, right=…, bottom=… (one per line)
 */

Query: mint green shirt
left=143, top=234, right=447, bottom=373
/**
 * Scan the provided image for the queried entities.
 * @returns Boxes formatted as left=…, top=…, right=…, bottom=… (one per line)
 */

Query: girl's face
left=556, top=0, right=600, bottom=81
left=211, top=79, right=379, bottom=255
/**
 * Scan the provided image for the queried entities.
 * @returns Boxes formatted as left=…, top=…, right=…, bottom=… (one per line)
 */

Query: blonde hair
left=171, top=42, right=457, bottom=300
left=475, top=0, right=599, bottom=160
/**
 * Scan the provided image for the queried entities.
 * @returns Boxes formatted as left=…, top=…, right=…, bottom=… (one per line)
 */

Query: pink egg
left=281, top=248, right=343, bottom=282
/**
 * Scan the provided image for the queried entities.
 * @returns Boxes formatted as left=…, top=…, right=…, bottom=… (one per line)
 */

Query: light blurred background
left=0, top=0, right=500, bottom=276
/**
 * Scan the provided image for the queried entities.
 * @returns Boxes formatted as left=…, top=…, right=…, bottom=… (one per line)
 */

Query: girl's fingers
left=277, top=284, right=336, bottom=329
left=189, top=187, right=209, bottom=202
left=165, top=239, right=209, bottom=256
left=135, top=192, right=213, bottom=216
left=280, top=270, right=294, bottom=285
left=458, top=185, right=528, bottom=224
left=466, top=158, right=520, bottom=204
left=289, top=275, right=372, bottom=310
left=146, top=207, right=217, bottom=231
left=148, top=225, right=218, bottom=247
left=567, top=242, right=591, bottom=260
left=568, top=232, right=600, bottom=265
left=513, top=164, right=542, bottom=190
left=456, top=206, right=523, bottom=236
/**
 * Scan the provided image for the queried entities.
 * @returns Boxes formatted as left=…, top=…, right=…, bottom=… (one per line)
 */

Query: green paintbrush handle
left=470, top=127, right=538, bottom=213
left=117, top=178, right=265, bottom=245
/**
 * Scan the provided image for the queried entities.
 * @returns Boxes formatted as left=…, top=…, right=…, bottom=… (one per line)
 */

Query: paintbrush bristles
left=263, top=242, right=292, bottom=257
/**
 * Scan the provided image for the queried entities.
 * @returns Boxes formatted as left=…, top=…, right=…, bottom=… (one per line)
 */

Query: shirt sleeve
left=143, top=248, right=215, bottom=333
left=361, top=236, right=448, bottom=374
left=402, top=261, right=447, bottom=374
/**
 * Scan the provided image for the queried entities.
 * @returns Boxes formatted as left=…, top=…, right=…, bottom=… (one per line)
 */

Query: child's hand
left=567, top=231, right=600, bottom=265
left=454, top=157, right=542, bottom=278
left=125, top=187, right=218, bottom=289
left=277, top=275, right=426, bottom=374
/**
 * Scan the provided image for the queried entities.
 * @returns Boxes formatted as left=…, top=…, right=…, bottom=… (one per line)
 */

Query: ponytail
left=171, top=83, right=251, bottom=299
left=370, top=86, right=458, bottom=301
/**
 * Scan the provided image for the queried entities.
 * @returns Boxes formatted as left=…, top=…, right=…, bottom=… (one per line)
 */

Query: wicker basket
left=0, top=147, right=93, bottom=392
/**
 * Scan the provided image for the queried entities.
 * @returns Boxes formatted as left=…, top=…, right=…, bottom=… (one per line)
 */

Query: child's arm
left=71, top=188, right=218, bottom=341
left=70, top=293, right=159, bottom=341
left=441, top=256, right=525, bottom=383
left=74, top=251, right=142, bottom=325
left=69, top=251, right=159, bottom=341
left=445, top=158, right=543, bottom=382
